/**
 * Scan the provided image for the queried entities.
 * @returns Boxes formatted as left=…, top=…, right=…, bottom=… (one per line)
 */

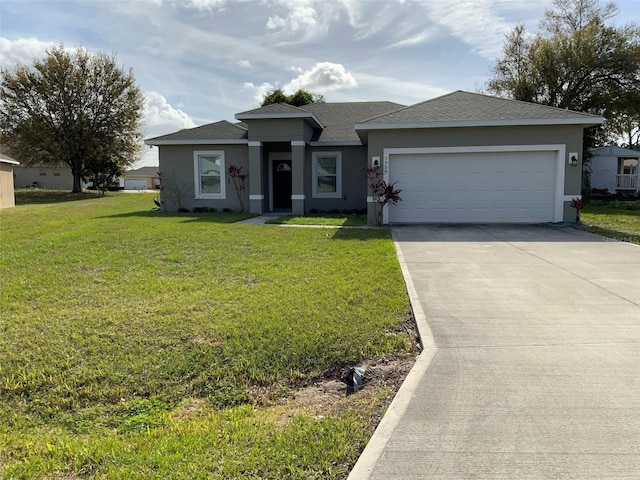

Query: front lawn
left=0, top=192, right=413, bottom=478
left=581, top=199, right=640, bottom=245
left=266, top=213, right=367, bottom=226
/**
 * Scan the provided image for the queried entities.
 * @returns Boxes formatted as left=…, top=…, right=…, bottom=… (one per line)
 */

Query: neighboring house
left=0, top=152, right=20, bottom=209
left=123, top=166, right=160, bottom=190
left=146, top=91, right=603, bottom=224
left=13, top=164, right=77, bottom=190
left=590, top=145, right=640, bottom=195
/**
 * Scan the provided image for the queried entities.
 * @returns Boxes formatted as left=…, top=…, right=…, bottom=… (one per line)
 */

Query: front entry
left=272, top=160, right=292, bottom=210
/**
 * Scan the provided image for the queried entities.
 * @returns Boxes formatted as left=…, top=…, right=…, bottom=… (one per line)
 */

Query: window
left=312, top=152, right=342, bottom=198
left=39, top=172, right=47, bottom=176
left=619, top=158, right=638, bottom=175
left=53, top=173, right=61, bottom=177
left=194, top=151, right=226, bottom=199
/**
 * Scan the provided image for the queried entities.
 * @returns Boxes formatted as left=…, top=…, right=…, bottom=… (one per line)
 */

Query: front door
left=272, top=160, right=292, bottom=210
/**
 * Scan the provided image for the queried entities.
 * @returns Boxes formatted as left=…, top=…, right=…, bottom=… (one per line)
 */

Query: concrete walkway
left=349, top=224, right=640, bottom=480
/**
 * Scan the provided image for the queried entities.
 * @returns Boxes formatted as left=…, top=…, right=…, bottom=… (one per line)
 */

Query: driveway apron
left=358, top=225, right=640, bottom=479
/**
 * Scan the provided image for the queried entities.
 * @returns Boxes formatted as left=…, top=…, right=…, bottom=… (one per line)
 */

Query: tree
left=261, top=88, right=325, bottom=107
left=0, top=46, right=144, bottom=193
left=489, top=0, right=640, bottom=134
left=489, top=0, right=640, bottom=194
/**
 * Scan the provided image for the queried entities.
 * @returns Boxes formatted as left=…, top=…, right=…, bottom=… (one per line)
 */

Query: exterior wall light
left=569, top=153, right=579, bottom=166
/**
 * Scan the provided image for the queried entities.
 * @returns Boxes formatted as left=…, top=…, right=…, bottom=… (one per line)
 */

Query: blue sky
left=1, top=0, right=639, bottom=166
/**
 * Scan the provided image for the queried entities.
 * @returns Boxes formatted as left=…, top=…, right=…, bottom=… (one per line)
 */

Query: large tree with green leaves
left=261, top=88, right=325, bottom=107
left=0, top=46, right=144, bottom=192
left=488, top=0, right=640, bottom=145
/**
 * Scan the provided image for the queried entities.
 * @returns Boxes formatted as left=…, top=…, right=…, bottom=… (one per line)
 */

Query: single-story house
left=123, top=166, right=160, bottom=190
left=589, top=145, right=639, bottom=195
left=13, top=163, right=77, bottom=190
left=0, top=152, right=20, bottom=209
left=145, top=91, right=603, bottom=224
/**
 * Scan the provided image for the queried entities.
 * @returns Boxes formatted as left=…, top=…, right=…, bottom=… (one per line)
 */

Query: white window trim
left=193, top=150, right=226, bottom=200
left=312, top=151, right=342, bottom=199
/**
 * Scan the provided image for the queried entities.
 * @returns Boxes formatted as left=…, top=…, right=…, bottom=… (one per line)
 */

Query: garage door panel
left=124, top=178, right=149, bottom=190
left=389, top=151, right=557, bottom=223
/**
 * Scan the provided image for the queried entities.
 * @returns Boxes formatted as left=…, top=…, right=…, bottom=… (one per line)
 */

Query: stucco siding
left=14, top=166, right=75, bottom=190
left=305, top=145, right=367, bottom=212
left=245, top=119, right=308, bottom=142
left=159, top=144, right=249, bottom=211
left=367, top=125, right=585, bottom=222
left=0, top=163, right=16, bottom=209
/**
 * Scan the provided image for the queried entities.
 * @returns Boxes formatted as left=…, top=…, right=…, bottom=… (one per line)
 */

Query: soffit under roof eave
left=234, top=112, right=325, bottom=130
left=308, top=140, right=363, bottom=147
left=354, top=117, right=605, bottom=131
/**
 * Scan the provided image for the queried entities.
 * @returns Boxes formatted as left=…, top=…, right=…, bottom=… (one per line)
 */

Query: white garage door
left=388, top=150, right=558, bottom=223
left=124, top=178, right=149, bottom=190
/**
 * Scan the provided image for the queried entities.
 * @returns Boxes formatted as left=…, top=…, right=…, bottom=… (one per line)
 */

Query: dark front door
left=272, top=160, right=292, bottom=210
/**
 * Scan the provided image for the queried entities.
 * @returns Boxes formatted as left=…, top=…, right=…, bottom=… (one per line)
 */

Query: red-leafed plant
left=364, top=165, right=402, bottom=226
left=570, top=196, right=586, bottom=223
left=227, top=164, right=249, bottom=212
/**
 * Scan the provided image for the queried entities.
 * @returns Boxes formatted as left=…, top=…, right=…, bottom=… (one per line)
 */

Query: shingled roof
left=146, top=120, right=248, bottom=144
left=591, top=145, right=640, bottom=158
left=358, top=91, right=603, bottom=127
left=303, top=101, right=405, bottom=143
left=235, top=103, right=311, bottom=116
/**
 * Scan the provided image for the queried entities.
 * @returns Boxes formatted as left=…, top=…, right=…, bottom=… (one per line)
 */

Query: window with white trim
left=312, top=151, right=342, bottom=198
left=194, top=151, right=226, bottom=199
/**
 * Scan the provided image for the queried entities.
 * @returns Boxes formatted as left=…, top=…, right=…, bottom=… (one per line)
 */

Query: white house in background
left=13, top=164, right=79, bottom=190
left=123, top=166, right=159, bottom=190
left=590, top=145, right=640, bottom=195
left=0, top=152, right=19, bottom=209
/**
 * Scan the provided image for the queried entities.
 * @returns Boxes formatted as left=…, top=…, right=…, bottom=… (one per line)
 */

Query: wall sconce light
left=372, top=156, right=380, bottom=167
left=569, top=152, right=579, bottom=166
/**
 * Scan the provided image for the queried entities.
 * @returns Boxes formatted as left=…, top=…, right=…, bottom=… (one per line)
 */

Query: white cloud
left=388, top=30, right=436, bottom=48
left=354, top=72, right=449, bottom=104
left=237, top=59, right=252, bottom=68
left=266, top=5, right=318, bottom=31
left=284, top=62, right=357, bottom=93
left=243, top=81, right=276, bottom=104
left=418, top=0, right=541, bottom=59
left=181, top=0, right=227, bottom=10
left=0, top=37, right=57, bottom=68
left=142, top=91, right=195, bottom=137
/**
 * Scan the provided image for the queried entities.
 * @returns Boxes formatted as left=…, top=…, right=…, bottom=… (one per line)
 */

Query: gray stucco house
left=145, top=91, right=603, bottom=224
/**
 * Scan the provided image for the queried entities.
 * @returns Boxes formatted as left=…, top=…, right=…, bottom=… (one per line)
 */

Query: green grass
left=266, top=214, right=367, bottom=226
left=0, top=191, right=411, bottom=478
left=580, top=199, right=640, bottom=244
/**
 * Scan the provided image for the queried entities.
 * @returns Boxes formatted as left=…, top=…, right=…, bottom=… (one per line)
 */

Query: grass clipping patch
left=1, top=193, right=416, bottom=479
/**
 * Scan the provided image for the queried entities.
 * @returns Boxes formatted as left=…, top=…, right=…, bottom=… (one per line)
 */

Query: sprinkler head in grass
left=343, top=366, right=366, bottom=395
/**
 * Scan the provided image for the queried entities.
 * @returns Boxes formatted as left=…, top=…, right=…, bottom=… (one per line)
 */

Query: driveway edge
left=347, top=228, right=438, bottom=480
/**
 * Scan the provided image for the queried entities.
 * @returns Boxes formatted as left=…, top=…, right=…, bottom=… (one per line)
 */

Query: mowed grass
left=581, top=199, right=640, bottom=244
left=266, top=214, right=367, bottom=226
left=0, top=191, right=411, bottom=479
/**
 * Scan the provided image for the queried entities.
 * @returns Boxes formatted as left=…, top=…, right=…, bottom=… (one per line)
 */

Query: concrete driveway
left=350, top=225, right=640, bottom=479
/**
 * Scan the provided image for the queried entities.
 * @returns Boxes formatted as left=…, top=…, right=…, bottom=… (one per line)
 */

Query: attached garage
left=385, top=146, right=564, bottom=224
left=356, top=91, right=604, bottom=225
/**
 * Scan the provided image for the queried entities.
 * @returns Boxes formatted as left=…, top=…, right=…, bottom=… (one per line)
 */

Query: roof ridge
left=456, top=90, right=600, bottom=118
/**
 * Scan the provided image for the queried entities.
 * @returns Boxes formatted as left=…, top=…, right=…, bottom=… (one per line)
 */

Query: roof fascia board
left=0, top=158, right=20, bottom=165
left=145, top=139, right=249, bottom=146
left=355, top=117, right=605, bottom=130
left=235, top=112, right=324, bottom=129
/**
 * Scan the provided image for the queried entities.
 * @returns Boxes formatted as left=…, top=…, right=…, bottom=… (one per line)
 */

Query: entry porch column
left=248, top=141, right=264, bottom=214
left=291, top=141, right=305, bottom=215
